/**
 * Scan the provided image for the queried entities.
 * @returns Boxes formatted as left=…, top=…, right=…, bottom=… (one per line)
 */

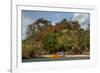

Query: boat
left=47, top=55, right=64, bottom=58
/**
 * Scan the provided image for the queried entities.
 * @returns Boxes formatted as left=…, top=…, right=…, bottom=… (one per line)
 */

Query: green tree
left=42, top=32, right=58, bottom=54
left=22, top=39, right=34, bottom=59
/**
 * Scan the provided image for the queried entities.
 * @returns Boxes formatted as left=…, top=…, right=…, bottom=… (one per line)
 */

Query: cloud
left=22, top=14, right=34, bottom=39
left=72, top=13, right=90, bottom=29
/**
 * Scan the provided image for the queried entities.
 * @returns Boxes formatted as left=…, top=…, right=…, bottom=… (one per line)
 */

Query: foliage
left=42, top=32, right=58, bottom=54
left=22, top=18, right=90, bottom=58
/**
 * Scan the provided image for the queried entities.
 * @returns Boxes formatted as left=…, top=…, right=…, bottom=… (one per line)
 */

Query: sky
left=22, top=10, right=73, bottom=23
left=22, top=10, right=90, bottom=39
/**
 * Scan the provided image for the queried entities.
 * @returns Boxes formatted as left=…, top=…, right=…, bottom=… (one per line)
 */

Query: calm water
left=22, top=57, right=90, bottom=62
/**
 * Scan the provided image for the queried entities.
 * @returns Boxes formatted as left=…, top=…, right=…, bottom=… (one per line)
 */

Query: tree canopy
left=22, top=18, right=90, bottom=58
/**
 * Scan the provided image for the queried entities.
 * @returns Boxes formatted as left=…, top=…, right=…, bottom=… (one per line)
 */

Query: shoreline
left=22, top=55, right=90, bottom=62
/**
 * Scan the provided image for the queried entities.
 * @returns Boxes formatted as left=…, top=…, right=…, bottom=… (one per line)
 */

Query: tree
left=26, top=18, right=51, bottom=38
left=42, top=32, right=58, bottom=54
left=80, top=29, right=90, bottom=53
left=56, top=18, right=71, bottom=30
left=22, top=17, right=90, bottom=58
left=71, top=21, right=80, bottom=30
left=56, top=29, right=72, bottom=52
left=22, top=39, right=34, bottom=59
left=30, top=41, right=44, bottom=57
left=60, top=18, right=68, bottom=24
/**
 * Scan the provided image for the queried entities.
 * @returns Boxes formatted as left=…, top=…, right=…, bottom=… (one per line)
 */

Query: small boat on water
left=41, top=52, right=65, bottom=58
left=47, top=55, right=64, bottom=58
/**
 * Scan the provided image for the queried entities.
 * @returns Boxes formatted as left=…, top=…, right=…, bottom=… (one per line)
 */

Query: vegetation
left=22, top=18, right=90, bottom=59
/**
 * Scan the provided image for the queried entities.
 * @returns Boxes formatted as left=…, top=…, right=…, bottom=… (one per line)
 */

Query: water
left=22, top=56, right=90, bottom=62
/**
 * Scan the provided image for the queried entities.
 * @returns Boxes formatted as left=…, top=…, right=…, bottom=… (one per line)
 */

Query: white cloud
left=22, top=15, right=34, bottom=39
left=72, top=13, right=89, bottom=29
